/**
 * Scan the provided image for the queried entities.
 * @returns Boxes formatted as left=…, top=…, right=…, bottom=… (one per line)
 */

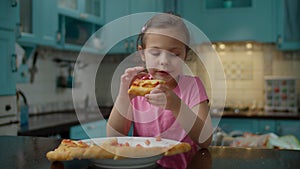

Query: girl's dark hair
left=136, top=13, right=190, bottom=50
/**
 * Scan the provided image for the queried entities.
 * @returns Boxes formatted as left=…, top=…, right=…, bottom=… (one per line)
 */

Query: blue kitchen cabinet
left=17, top=0, right=58, bottom=47
left=276, top=120, right=300, bottom=140
left=104, top=0, right=170, bottom=54
left=257, top=119, right=276, bottom=134
left=57, top=0, right=104, bottom=54
left=58, top=0, right=105, bottom=24
left=0, top=0, right=18, bottom=30
left=70, top=119, right=134, bottom=139
left=276, top=0, right=300, bottom=50
left=216, top=118, right=258, bottom=133
left=213, top=118, right=274, bottom=134
left=70, top=120, right=107, bottom=140
left=213, top=117, right=300, bottom=140
left=57, top=15, right=103, bottom=53
left=177, top=0, right=276, bottom=43
left=0, top=0, right=17, bottom=96
left=0, top=29, right=16, bottom=96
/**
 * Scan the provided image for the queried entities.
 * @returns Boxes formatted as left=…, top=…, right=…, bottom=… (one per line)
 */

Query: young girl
left=107, top=13, right=212, bottom=169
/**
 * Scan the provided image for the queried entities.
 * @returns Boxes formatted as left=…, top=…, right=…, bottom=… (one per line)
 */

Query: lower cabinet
left=276, top=120, right=300, bottom=140
left=215, top=118, right=257, bottom=134
left=70, top=120, right=107, bottom=140
left=70, top=120, right=134, bottom=139
left=212, top=117, right=300, bottom=140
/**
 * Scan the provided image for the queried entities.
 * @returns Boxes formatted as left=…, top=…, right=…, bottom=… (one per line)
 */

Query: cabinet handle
left=56, top=31, right=61, bottom=43
left=11, top=54, right=17, bottom=72
left=16, top=23, right=21, bottom=39
left=264, top=125, right=270, bottom=131
left=79, top=13, right=88, bottom=19
left=277, top=35, right=282, bottom=46
left=11, top=0, right=18, bottom=7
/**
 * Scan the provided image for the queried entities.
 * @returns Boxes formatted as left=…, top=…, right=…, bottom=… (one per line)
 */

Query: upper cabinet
left=276, top=0, right=300, bottom=51
left=0, top=0, right=18, bottom=96
left=0, top=0, right=18, bottom=31
left=0, top=29, right=16, bottom=96
left=177, top=0, right=276, bottom=43
left=104, top=0, right=176, bottom=54
left=57, top=0, right=104, bottom=53
left=58, top=0, right=104, bottom=24
left=17, top=0, right=58, bottom=47
left=177, top=0, right=300, bottom=50
left=15, top=0, right=104, bottom=54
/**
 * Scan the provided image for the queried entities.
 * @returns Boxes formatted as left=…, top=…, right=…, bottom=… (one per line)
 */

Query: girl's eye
left=148, top=49, right=161, bottom=56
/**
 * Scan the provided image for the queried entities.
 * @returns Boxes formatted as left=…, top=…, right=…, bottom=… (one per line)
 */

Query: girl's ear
left=138, top=45, right=146, bottom=61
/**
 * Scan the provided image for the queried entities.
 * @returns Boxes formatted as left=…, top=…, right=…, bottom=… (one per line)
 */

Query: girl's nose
left=159, top=52, right=170, bottom=65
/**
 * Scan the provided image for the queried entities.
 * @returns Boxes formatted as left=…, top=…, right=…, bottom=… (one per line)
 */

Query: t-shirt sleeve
left=188, top=77, right=209, bottom=108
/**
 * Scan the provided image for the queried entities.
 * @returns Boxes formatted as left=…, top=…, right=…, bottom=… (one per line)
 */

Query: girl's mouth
left=156, top=70, right=170, bottom=76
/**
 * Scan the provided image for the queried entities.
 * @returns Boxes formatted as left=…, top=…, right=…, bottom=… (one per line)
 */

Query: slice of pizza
left=164, top=142, right=192, bottom=156
left=46, top=139, right=90, bottom=161
left=128, top=79, right=165, bottom=96
left=99, top=138, right=191, bottom=159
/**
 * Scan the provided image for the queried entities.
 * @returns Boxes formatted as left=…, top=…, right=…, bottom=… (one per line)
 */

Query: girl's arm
left=178, top=101, right=212, bottom=148
left=106, top=66, right=145, bottom=137
left=146, top=85, right=212, bottom=147
left=107, top=96, right=133, bottom=136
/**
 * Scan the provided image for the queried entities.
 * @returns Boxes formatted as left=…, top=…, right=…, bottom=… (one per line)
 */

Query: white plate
left=82, top=137, right=179, bottom=169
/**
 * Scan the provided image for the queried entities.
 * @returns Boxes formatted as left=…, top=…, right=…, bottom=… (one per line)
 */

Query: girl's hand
left=118, top=66, right=145, bottom=98
left=145, top=84, right=181, bottom=111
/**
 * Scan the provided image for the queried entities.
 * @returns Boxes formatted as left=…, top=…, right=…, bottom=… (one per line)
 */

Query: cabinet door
left=83, top=0, right=105, bottom=23
left=58, top=0, right=104, bottom=23
left=276, top=120, right=300, bottom=140
left=17, top=0, right=58, bottom=46
left=17, top=0, right=38, bottom=44
left=0, top=29, right=16, bottom=96
left=257, top=119, right=276, bottom=134
left=178, top=0, right=276, bottom=42
left=218, top=118, right=258, bottom=133
left=276, top=0, right=300, bottom=50
left=0, top=0, right=18, bottom=30
left=104, top=0, right=130, bottom=54
left=35, top=0, right=58, bottom=46
left=70, top=120, right=107, bottom=140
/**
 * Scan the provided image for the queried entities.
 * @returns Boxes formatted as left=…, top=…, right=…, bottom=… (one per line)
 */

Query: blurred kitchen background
left=0, top=0, right=300, bottom=148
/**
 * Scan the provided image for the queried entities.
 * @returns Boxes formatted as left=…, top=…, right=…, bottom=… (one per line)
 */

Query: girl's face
left=140, top=29, right=187, bottom=83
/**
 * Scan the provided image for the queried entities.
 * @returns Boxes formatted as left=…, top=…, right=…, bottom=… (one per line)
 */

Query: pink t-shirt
left=131, top=75, right=209, bottom=169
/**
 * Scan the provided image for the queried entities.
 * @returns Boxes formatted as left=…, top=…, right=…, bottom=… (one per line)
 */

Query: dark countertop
left=1, top=136, right=299, bottom=169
